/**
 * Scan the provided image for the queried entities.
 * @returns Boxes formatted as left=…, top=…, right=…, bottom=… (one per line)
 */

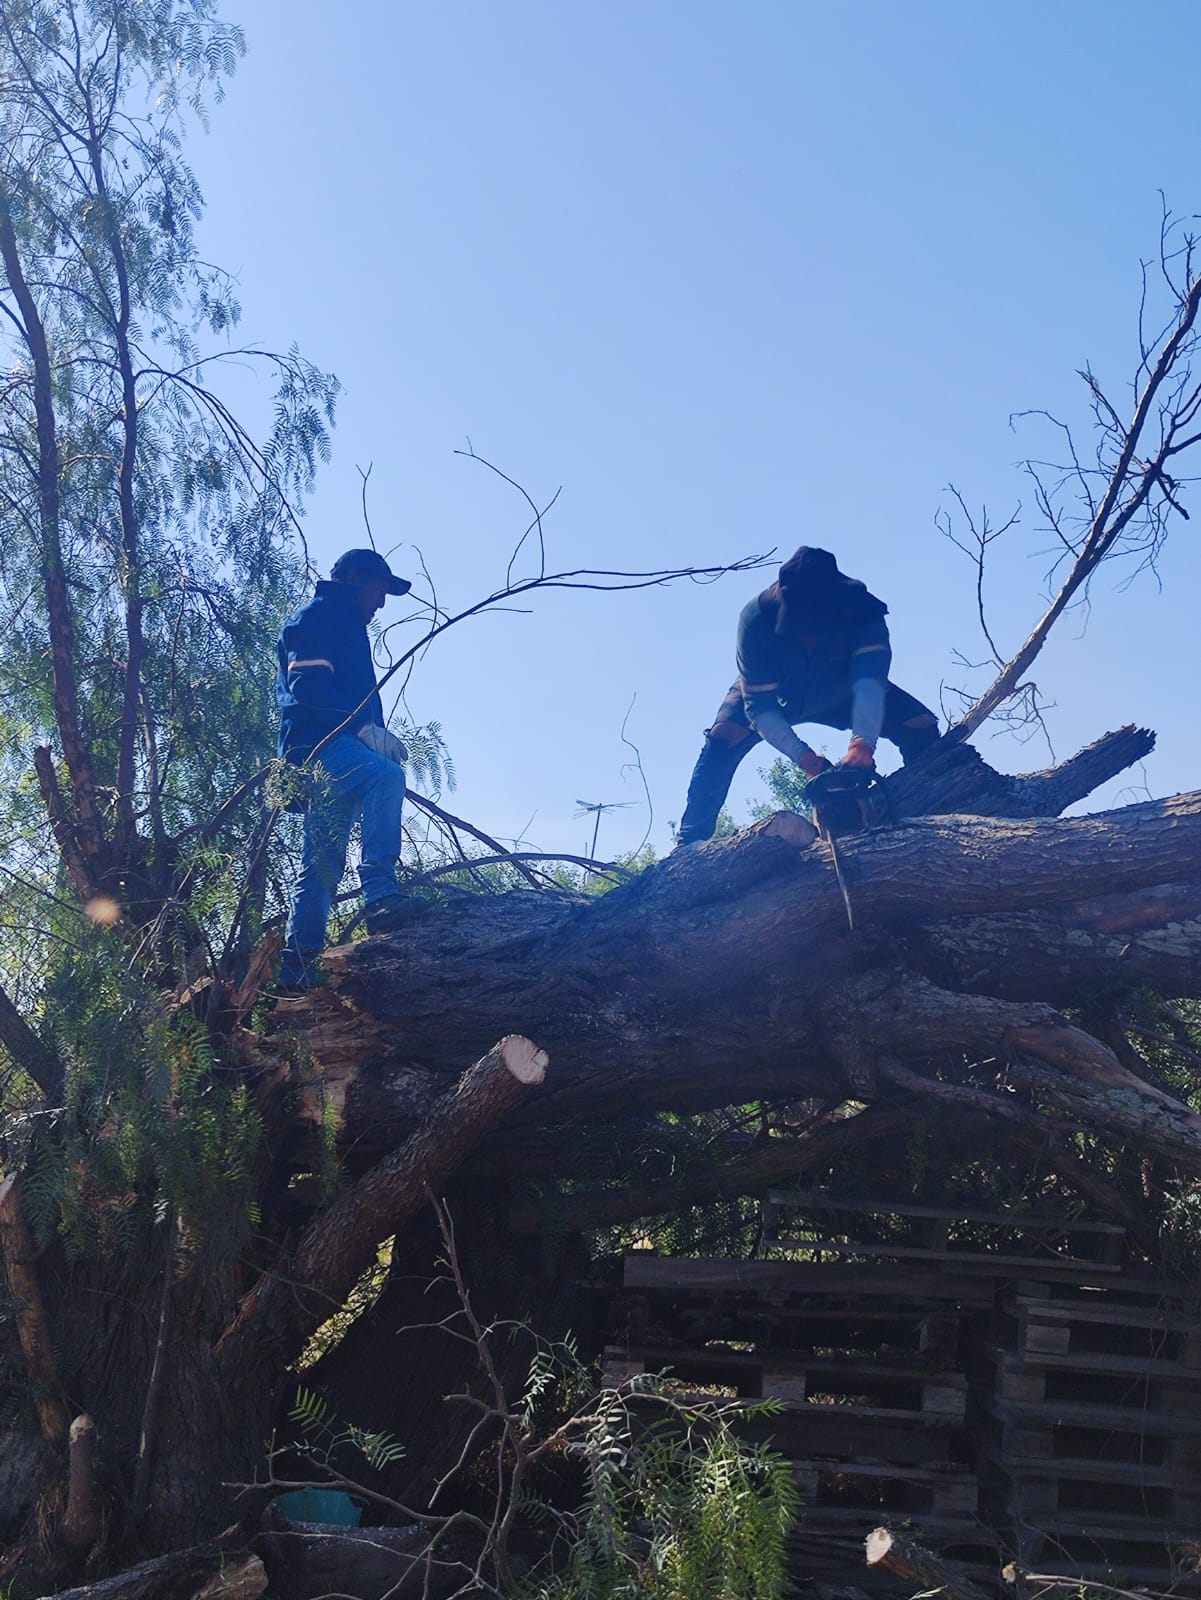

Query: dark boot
left=364, top=894, right=429, bottom=935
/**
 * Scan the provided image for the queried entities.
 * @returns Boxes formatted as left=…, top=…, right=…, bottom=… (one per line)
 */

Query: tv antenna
left=574, top=798, right=635, bottom=865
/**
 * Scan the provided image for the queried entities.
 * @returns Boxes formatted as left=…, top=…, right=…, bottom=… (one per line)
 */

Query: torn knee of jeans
left=707, top=722, right=755, bottom=746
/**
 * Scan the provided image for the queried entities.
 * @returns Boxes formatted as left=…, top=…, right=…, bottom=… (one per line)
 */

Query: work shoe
left=364, top=894, right=429, bottom=935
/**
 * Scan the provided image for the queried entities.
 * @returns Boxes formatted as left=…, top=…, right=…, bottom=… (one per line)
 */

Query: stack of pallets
left=601, top=1194, right=1201, bottom=1593
left=606, top=1247, right=998, bottom=1588
left=976, top=1282, right=1201, bottom=1589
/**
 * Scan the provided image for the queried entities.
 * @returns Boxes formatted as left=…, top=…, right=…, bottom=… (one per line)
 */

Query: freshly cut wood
left=865, top=1524, right=993, bottom=1600
left=60, top=1415, right=101, bottom=1559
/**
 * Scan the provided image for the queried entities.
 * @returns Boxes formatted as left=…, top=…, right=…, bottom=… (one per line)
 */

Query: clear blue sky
left=187, top=0, right=1201, bottom=858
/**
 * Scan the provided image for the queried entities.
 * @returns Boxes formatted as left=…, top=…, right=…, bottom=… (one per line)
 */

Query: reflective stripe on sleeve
left=850, top=643, right=889, bottom=656
left=287, top=658, right=335, bottom=675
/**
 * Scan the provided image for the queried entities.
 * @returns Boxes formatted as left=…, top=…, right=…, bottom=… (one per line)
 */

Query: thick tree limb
left=219, top=1036, right=547, bottom=1370
left=60, top=1414, right=101, bottom=1559
left=246, top=793, right=1201, bottom=1186
left=0, top=1177, right=69, bottom=1444
left=38, top=1545, right=266, bottom=1600
left=0, top=194, right=106, bottom=871
left=33, top=747, right=98, bottom=905
left=0, top=981, right=62, bottom=1099
left=885, top=726, right=1155, bottom=821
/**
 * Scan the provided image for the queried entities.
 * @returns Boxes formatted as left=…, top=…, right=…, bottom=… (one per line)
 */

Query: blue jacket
left=276, top=581, right=385, bottom=763
left=737, top=582, right=891, bottom=727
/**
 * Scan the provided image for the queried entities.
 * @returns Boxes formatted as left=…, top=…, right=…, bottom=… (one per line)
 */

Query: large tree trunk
left=8, top=731, right=1201, bottom=1584
left=252, top=788, right=1201, bottom=1198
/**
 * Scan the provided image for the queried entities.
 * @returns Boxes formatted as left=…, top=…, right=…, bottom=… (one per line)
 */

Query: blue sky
left=187, top=0, right=1201, bottom=858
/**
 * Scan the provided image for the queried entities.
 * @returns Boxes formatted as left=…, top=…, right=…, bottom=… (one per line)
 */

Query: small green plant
left=521, top=1376, right=799, bottom=1600
left=287, top=1383, right=405, bottom=1475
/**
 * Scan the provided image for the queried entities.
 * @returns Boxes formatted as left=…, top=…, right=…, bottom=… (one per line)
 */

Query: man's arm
left=843, top=619, right=892, bottom=765
left=736, top=605, right=828, bottom=775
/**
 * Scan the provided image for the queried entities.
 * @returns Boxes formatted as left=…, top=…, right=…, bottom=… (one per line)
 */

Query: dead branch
left=952, top=248, right=1201, bottom=739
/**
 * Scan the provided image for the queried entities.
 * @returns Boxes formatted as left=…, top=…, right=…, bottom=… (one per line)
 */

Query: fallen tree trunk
left=249, top=791, right=1201, bottom=1179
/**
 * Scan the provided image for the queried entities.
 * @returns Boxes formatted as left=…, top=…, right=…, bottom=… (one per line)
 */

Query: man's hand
left=798, top=749, right=832, bottom=779
left=358, top=723, right=408, bottom=765
left=840, top=736, right=875, bottom=770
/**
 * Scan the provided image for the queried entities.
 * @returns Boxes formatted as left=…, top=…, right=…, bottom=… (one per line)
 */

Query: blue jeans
left=280, top=735, right=406, bottom=986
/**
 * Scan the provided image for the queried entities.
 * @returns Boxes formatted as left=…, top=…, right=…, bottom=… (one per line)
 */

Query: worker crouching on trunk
left=676, top=547, right=939, bottom=846
left=276, top=548, right=426, bottom=991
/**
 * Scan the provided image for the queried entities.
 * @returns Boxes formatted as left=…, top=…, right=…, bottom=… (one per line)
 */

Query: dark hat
left=774, top=546, right=885, bottom=634
left=330, top=548, right=411, bottom=596
left=778, top=546, right=840, bottom=591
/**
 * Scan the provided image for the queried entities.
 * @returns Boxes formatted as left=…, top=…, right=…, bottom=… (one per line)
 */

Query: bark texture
left=248, top=788, right=1201, bottom=1197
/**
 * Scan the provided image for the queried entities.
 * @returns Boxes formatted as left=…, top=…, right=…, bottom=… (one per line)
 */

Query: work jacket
left=276, top=581, right=386, bottom=763
left=736, top=583, right=891, bottom=728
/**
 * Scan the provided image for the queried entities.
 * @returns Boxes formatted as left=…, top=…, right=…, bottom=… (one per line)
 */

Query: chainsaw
left=805, top=765, right=891, bottom=932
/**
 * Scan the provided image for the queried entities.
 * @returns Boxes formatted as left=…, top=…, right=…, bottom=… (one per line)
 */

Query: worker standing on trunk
left=276, top=549, right=426, bottom=991
left=676, top=547, right=939, bottom=846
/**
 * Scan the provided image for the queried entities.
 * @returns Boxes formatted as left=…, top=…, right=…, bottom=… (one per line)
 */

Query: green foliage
left=520, top=1362, right=798, bottom=1600
left=3, top=943, right=263, bottom=1259
left=288, top=1383, right=405, bottom=1474
left=0, top=0, right=339, bottom=977
left=747, top=755, right=817, bottom=822
left=0, top=0, right=344, bottom=1262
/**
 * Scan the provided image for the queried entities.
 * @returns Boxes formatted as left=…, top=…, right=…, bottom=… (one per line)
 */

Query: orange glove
left=798, top=749, right=832, bottom=779
left=841, top=736, right=875, bottom=770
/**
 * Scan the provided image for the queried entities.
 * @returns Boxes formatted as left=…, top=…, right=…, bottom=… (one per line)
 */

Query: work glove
left=840, top=736, right=876, bottom=770
left=797, top=749, right=832, bottom=779
left=358, top=723, right=408, bottom=765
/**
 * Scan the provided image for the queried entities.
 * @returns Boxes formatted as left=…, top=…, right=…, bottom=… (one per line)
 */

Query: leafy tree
left=0, top=0, right=337, bottom=946
left=0, top=0, right=340, bottom=1572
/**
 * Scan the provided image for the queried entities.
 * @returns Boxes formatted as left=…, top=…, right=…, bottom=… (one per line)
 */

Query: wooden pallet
left=611, top=1293, right=962, bottom=1360
left=978, top=1343, right=1201, bottom=1413
left=981, top=1388, right=1201, bottom=1437
left=999, top=1286, right=1201, bottom=1365
left=981, top=1447, right=1201, bottom=1522
left=762, top=1193, right=1127, bottom=1277
left=622, top=1251, right=995, bottom=1305
left=604, top=1343, right=969, bottom=1420
left=790, top=1456, right=978, bottom=1518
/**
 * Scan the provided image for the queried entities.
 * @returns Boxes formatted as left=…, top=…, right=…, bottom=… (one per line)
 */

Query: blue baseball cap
left=330, top=548, right=411, bottom=596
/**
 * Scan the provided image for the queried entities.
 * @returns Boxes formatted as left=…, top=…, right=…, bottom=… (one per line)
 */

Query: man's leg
left=313, top=734, right=407, bottom=907
left=279, top=776, right=355, bottom=988
left=880, top=684, right=939, bottom=764
left=357, top=749, right=407, bottom=906
left=677, top=684, right=761, bottom=845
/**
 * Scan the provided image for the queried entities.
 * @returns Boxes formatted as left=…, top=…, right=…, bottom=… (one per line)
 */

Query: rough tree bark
left=7, top=733, right=1201, bottom=1595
